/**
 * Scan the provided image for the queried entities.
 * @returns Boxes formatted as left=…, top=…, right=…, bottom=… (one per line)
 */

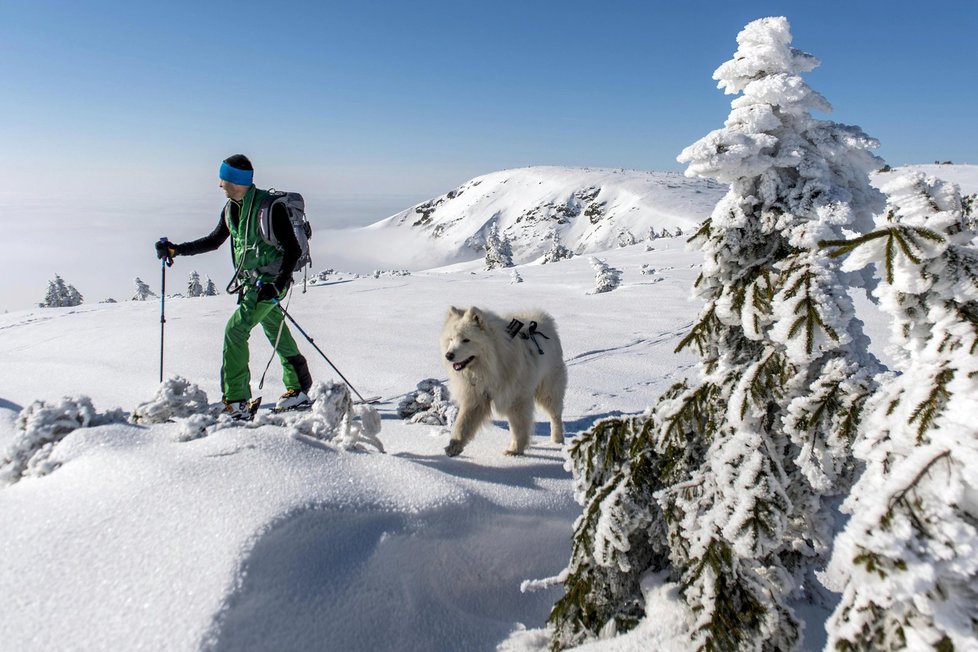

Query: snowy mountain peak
left=376, top=166, right=726, bottom=267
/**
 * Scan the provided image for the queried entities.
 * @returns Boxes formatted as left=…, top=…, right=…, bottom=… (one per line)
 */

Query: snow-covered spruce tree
left=587, top=257, right=622, bottom=295
left=549, top=17, right=885, bottom=651
left=484, top=222, right=514, bottom=269
left=821, top=173, right=978, bottom=651
left=39, top=275, right=83, bottom=307
left=203, top=277, right=217, bottom=296
left=187, top=271, right=203, bottom=298
left=132, top=277, right=156, bottom=301
left=542, top=230, right=574, bottom=264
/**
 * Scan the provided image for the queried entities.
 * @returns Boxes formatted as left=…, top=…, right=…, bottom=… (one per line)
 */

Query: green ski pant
left=221, top=285, right=302, bottom=402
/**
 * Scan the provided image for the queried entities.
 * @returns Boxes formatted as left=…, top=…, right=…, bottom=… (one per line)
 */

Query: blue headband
left=219, top=161, right=254, bottom=186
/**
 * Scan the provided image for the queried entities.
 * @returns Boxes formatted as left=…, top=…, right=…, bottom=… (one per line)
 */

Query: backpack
left=255, top=189, right=313, bottom=272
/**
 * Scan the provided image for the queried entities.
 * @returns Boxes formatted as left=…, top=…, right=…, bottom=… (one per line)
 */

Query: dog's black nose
left=445, top=351, right=455, bottom=361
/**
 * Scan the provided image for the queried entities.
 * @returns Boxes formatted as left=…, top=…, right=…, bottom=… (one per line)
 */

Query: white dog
left=440, top=306, right=567, bottom=457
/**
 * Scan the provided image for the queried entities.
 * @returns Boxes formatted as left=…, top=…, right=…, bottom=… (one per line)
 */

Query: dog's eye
left=462, top=338, right=470, bottom=343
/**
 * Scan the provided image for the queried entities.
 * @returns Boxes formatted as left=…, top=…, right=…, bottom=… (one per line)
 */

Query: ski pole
left=269, top=297, right=370, bottom=403
left=159, top=238, right=173, bottom=383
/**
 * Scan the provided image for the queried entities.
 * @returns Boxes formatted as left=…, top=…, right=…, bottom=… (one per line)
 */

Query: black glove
left=257, top=282, right=280, bottom=302
left=155, top=239, right=176, bottom=261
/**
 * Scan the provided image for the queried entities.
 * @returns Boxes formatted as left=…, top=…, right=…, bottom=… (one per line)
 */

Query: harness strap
left=506, top=318, right=550, bottom=355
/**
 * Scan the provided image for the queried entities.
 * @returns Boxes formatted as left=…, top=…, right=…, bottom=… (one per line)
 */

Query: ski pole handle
left=158, top=237, right=174, bottom=268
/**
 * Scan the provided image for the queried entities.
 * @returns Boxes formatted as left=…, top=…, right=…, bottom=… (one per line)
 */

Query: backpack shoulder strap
left=254, top=189, right=280, bottom=245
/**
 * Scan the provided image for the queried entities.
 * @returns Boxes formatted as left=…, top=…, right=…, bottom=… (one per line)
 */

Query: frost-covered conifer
left=821, top=173, right=978, bottom=651
left=132, top=277, right=156, bottom=301
left=64, top=284, right=83, bottom=306
left=587, top=257, right=621, bottom=295
left=39, top=275, right=83, bottom=307
left=484, top=222, right=514, bottom=269
left=187, top=271, right=203, bottom=298
left=617, top=229, right=637, bottom=248
left=542, top=230, right=574, bottom=264
left=203, top=277, right=217, bottom=296
left=549, top=17, right=884, bottom=651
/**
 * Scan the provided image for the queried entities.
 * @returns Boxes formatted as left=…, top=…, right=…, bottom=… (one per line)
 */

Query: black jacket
left=175, top=199, right=300, bottom=290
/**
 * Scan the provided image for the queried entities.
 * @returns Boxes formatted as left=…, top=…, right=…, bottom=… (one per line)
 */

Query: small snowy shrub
left=1, top=396, right=125, bottom=484
left=617, top=229, right=637, bottom=247
left=397, top=379, right=457, bottom=426
left=289, top=382, right=384, bottom=452
left=131, top=376, right=211, bottom=424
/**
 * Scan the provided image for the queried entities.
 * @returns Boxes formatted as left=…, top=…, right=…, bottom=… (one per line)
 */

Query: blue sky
left=1, top=0, right=976, bottom=309
left=3, top=0, right=976, bottom=193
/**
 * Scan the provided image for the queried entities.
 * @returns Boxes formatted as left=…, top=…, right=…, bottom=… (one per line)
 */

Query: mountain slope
left=363, top=166, right=726, bottom=267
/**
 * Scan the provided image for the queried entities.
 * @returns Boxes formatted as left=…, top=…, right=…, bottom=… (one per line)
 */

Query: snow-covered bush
left=1, top=397, right=126, bottom=485
left=821, top=173, right=978, bottom=650
left=287, top=382, right=384, bottom=452
left=397, top=379, right=457, bottom=426
left=510, top=269, right=523, bottom=284
left=39, top=275, right=83, bottom=308
left=131, top=376, right=211, bottom=425
left=617, top=229, right=637, bottom=248
left=587, top=257, right=622, bottom=294
left=549, top=17, right=885, bottom=651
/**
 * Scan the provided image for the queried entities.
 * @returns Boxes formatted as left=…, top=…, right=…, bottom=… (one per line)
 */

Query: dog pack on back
left=256, top=189, right=313, bottom=271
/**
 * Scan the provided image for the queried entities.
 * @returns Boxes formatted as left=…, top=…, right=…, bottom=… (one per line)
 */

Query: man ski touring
left=155, top=154, right=312, bottom=419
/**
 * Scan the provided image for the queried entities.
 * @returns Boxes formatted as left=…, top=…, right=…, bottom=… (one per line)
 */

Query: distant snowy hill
left=874, top=163, right=978, bottom=194
left=319, top=164, right=975, bottom=275
left=361, top=166, right=726, bottom=267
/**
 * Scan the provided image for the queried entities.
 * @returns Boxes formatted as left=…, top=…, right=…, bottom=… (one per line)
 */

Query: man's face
left=220, top=179, right=249, bottom=201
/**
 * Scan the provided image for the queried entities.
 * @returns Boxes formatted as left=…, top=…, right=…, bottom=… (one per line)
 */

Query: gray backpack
left=256, top=189, right=313, bottom=271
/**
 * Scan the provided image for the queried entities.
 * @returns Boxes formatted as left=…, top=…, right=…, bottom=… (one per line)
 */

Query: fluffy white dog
left=440, top=306, right=567, bottom=457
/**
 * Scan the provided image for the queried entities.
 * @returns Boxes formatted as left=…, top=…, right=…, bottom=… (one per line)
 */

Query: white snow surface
left=0, top=164, right=974, bottom=651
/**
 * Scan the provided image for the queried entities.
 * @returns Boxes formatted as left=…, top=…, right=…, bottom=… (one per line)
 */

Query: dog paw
left=504, top=448, right=525, bottom=456
left=445, top=440, right=465, bottom=457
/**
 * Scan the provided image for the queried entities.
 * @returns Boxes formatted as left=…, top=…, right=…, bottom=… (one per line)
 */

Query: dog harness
left=506, top=318, right=550, bottom=354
